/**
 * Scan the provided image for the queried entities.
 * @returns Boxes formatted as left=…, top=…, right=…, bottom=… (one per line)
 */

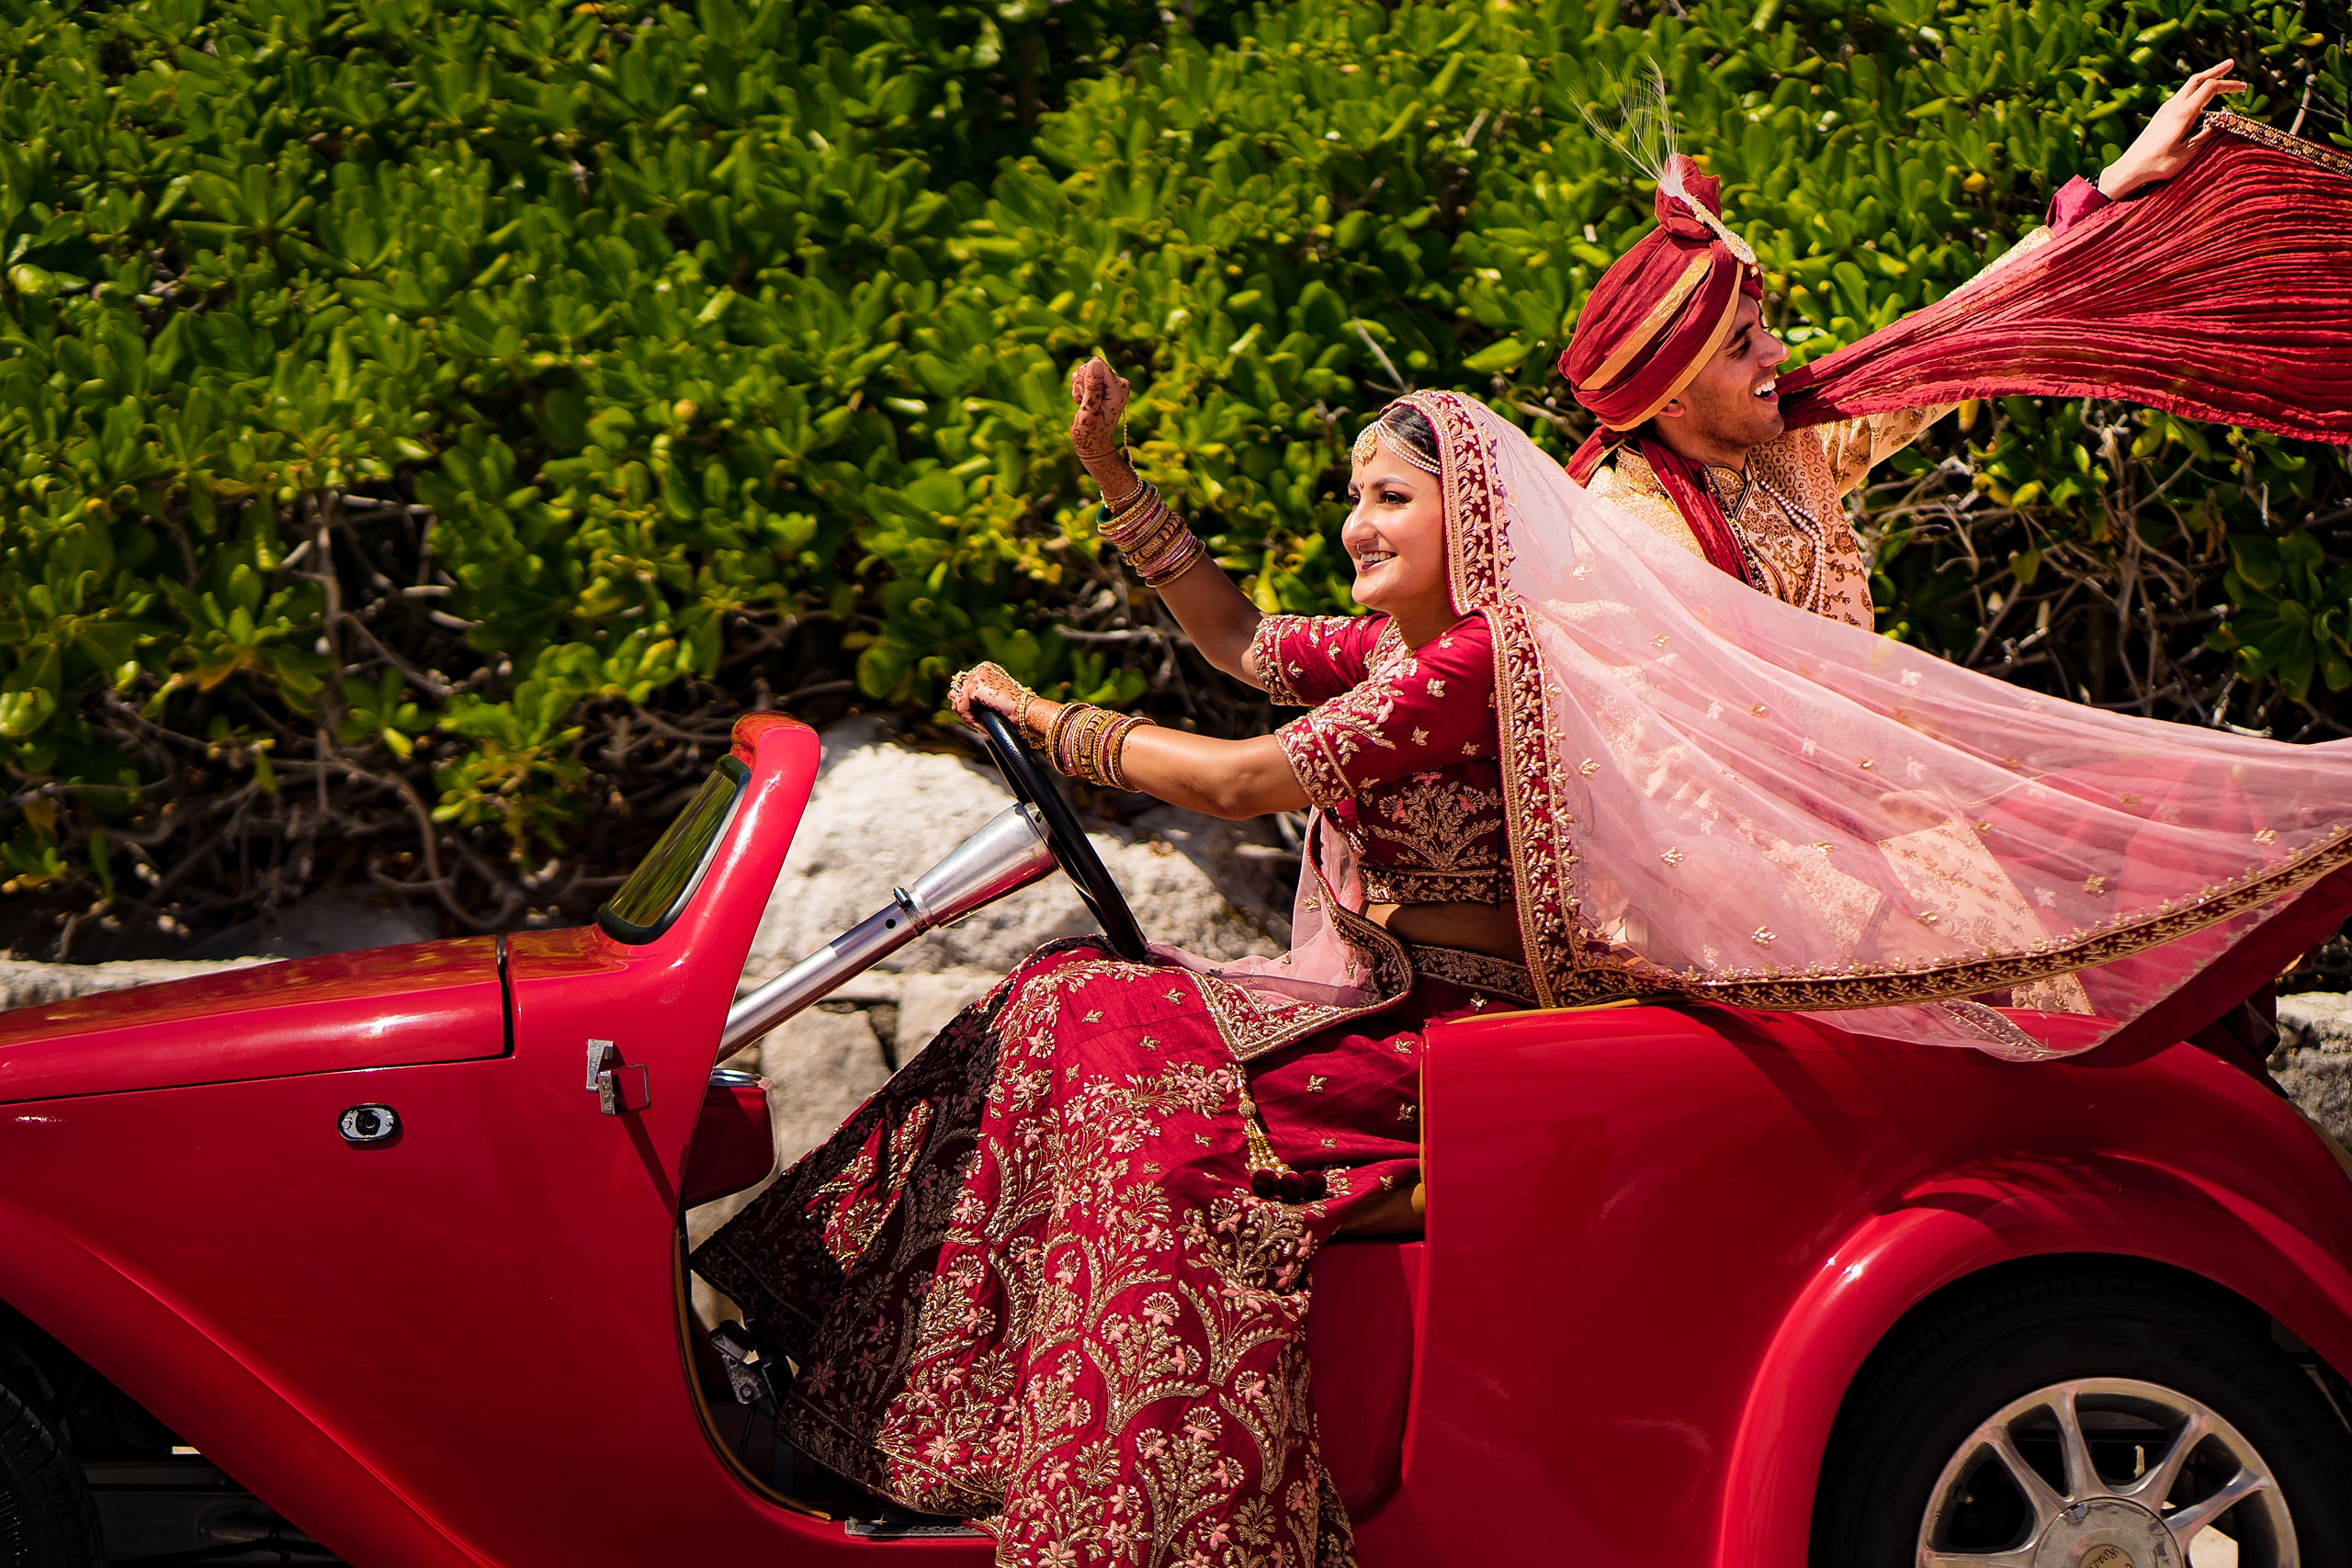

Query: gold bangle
left=1142, top=533, right=1203, bottom=584
left=1055, top=703, right=1088, bottom=779
left=1102, top=486, right=1157, bottom=530
left=1077, top=706, right=1116, bottom=785
left=1059, top=704, right=1103, bottom=781
left=1097, top=470, right=1145, bottom=511
left=1100, top=713, right=1157, bottom=790
left=1082, top=709, right=1114, bottom=787
left=1133, top=526, right=1204, bottom=576
left=1046, top=702, right=1086, bottom=775
left=1133, top=526, right=1205, bottom=587
left=1067, top=707, right=1099, bottom=781
left=1110, top=504, right=1185, bottom=566
left=1102, top=482, right=1163, bottom=537
left=1104, top=508, right=1168, bottom=555
left=1116, top=514, right=1185, bottom=570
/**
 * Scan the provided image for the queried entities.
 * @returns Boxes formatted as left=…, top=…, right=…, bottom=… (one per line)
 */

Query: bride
left=697, top=351, right=2350, bottom=1563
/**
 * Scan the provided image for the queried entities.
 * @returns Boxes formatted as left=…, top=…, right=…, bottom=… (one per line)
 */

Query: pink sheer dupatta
left=1401, top=391, right=2352, bottom=1059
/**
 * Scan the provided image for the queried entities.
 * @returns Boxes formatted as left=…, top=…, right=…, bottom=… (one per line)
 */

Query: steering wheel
left=975, top=705, right=1149, bottom=963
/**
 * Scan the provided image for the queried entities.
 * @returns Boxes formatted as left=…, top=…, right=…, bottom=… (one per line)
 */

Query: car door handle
left=586, top=1040, right=650, bottom=1115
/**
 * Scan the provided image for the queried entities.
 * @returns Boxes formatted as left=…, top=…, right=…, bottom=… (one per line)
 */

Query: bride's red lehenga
left=696, top=608, right=1526, bottom=1567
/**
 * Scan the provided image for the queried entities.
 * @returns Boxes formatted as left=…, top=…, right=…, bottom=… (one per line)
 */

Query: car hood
left=0, top=938, right=506, bottom=1105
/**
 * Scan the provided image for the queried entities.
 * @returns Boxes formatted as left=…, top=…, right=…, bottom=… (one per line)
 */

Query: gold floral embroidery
left=1354, top=773, right=1502, bottom=887
left=2203, top=108, right=2352, bottom=177
left=1642, top=827, right=2352, bottom=1011
left=1197, top=864, right=1417, bottom=1061
left=1247, top=613, right=1387, bottom=710
left=1246, top=614, right=1318, bottom=708
left=1404, top=942, right=1535, bottom=1003
left=1272, top=633, right=1419, bottom=808
left=1410, top=391, right=2352, bottom=1031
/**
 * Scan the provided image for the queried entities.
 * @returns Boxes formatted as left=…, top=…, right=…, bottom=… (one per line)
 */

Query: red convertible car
left=1, top=711, right=2348, bottom=1568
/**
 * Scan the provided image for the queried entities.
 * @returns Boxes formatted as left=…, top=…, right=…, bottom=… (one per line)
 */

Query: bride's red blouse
left=1251, top=610, right=1507, bottom=907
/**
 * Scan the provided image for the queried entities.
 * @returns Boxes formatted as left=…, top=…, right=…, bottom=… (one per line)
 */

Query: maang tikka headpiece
left=1351, top=412, right=1441, bottom=476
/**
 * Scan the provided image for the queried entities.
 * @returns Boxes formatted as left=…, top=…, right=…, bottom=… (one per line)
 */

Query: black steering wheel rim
left=975, top=705, right=1149, bottom=963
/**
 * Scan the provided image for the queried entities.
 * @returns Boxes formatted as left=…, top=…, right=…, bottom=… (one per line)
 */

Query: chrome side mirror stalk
left=720, top=805, right=1058, bottom=1055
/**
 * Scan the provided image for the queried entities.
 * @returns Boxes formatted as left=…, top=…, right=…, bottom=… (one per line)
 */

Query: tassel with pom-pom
left=1239, top=1087, right=1327, bottom=1204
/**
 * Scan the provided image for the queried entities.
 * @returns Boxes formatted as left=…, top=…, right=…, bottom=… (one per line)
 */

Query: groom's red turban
left=1559, top=154, right=1762, bottom=438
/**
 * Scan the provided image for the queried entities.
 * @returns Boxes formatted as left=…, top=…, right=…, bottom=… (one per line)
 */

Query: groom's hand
left=2098, top=61, right=2248, bottom=200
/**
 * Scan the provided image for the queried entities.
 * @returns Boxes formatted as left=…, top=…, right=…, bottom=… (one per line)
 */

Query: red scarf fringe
left=1779, top=121, right=2352, bottom=444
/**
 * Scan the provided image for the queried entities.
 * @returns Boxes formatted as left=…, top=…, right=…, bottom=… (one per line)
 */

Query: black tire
left=0, top=1379, right=100, bottom=1568
left=1813, top=1263, right=2352, bottom=1567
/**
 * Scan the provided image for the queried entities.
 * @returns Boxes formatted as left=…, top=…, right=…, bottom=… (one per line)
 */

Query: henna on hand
left=948, top=662, right=1051, bottom=742
left=1069, top=357, right=1143, bottom=507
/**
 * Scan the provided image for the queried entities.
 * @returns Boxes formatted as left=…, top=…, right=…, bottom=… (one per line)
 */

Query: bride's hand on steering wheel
left=949, top=662, right=1052, bottom=742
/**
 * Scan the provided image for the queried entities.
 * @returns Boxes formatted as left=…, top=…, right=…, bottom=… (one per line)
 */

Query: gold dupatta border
left=1191, top=816, right=1419, bottom=1062
left=1657, top=827, right=2352, bottom=1011
left=2203, top=109, right=2352, bottom=179
left=1407, top=389, right=1589, bottom=1010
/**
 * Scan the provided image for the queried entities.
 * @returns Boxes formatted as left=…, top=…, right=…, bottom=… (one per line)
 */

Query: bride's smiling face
left=1342, top=436, right=1451, bottom=626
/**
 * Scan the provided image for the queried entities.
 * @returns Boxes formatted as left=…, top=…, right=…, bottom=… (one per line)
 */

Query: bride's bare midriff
left=1366, top=901, right=1524, bottom=964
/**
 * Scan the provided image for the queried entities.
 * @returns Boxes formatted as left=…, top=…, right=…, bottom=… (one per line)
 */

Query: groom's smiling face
left=1657, top=295, right=1789, bottom=462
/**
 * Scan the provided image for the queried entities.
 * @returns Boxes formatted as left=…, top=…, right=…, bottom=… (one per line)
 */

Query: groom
left=1557, top=63, right=2246, bottom=629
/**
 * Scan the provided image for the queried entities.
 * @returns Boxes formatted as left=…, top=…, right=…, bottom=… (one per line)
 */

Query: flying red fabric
left=1776, top=115, right=2352, bottom=443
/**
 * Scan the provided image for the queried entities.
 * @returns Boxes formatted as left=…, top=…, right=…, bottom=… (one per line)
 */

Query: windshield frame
left=595, top=756, right=752, bottom=946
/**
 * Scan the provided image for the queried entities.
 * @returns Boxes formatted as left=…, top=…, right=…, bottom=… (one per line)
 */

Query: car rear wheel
left=0, top=1381, right=100, bottom=1568
left=1812, top=1267, right=2352, bottom=1568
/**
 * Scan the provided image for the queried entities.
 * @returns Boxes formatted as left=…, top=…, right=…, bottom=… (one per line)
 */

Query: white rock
left=0, top=956, right=270, bottom=1010
left=759, top=1004, right=894, bottom=1166
left=890, top=967, right=1007, bottom=1062
left=2273, top=993, right=2352, bottom=1149
left=2278, top=992, right=2352, bottom=1054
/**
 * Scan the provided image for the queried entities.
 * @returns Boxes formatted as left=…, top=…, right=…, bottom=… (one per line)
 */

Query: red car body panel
left=1349, top=1003, right=2352, bottom=1568
left=0, top=937, right=504, bottom=1104
left=0, top=711, right=2346, bottom=1568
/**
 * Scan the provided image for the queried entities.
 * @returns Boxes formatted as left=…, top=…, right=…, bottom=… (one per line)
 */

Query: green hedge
left=0, top=0, right=2344, bottom=954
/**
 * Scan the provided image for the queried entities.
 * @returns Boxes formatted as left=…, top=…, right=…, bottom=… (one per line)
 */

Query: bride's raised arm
left=951, top=395, right=1483, bottom=829
left=1068, top=356, right=1269, bottom=687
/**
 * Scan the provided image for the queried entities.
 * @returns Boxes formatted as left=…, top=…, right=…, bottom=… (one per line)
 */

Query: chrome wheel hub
left=2028, top=1498, right=2175, bottom=1568
left=1918, top=1378, right=2298, bottom=1567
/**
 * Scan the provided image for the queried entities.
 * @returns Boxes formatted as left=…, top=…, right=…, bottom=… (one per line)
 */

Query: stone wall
left=2277, top=994, right=2352, bottom=1151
